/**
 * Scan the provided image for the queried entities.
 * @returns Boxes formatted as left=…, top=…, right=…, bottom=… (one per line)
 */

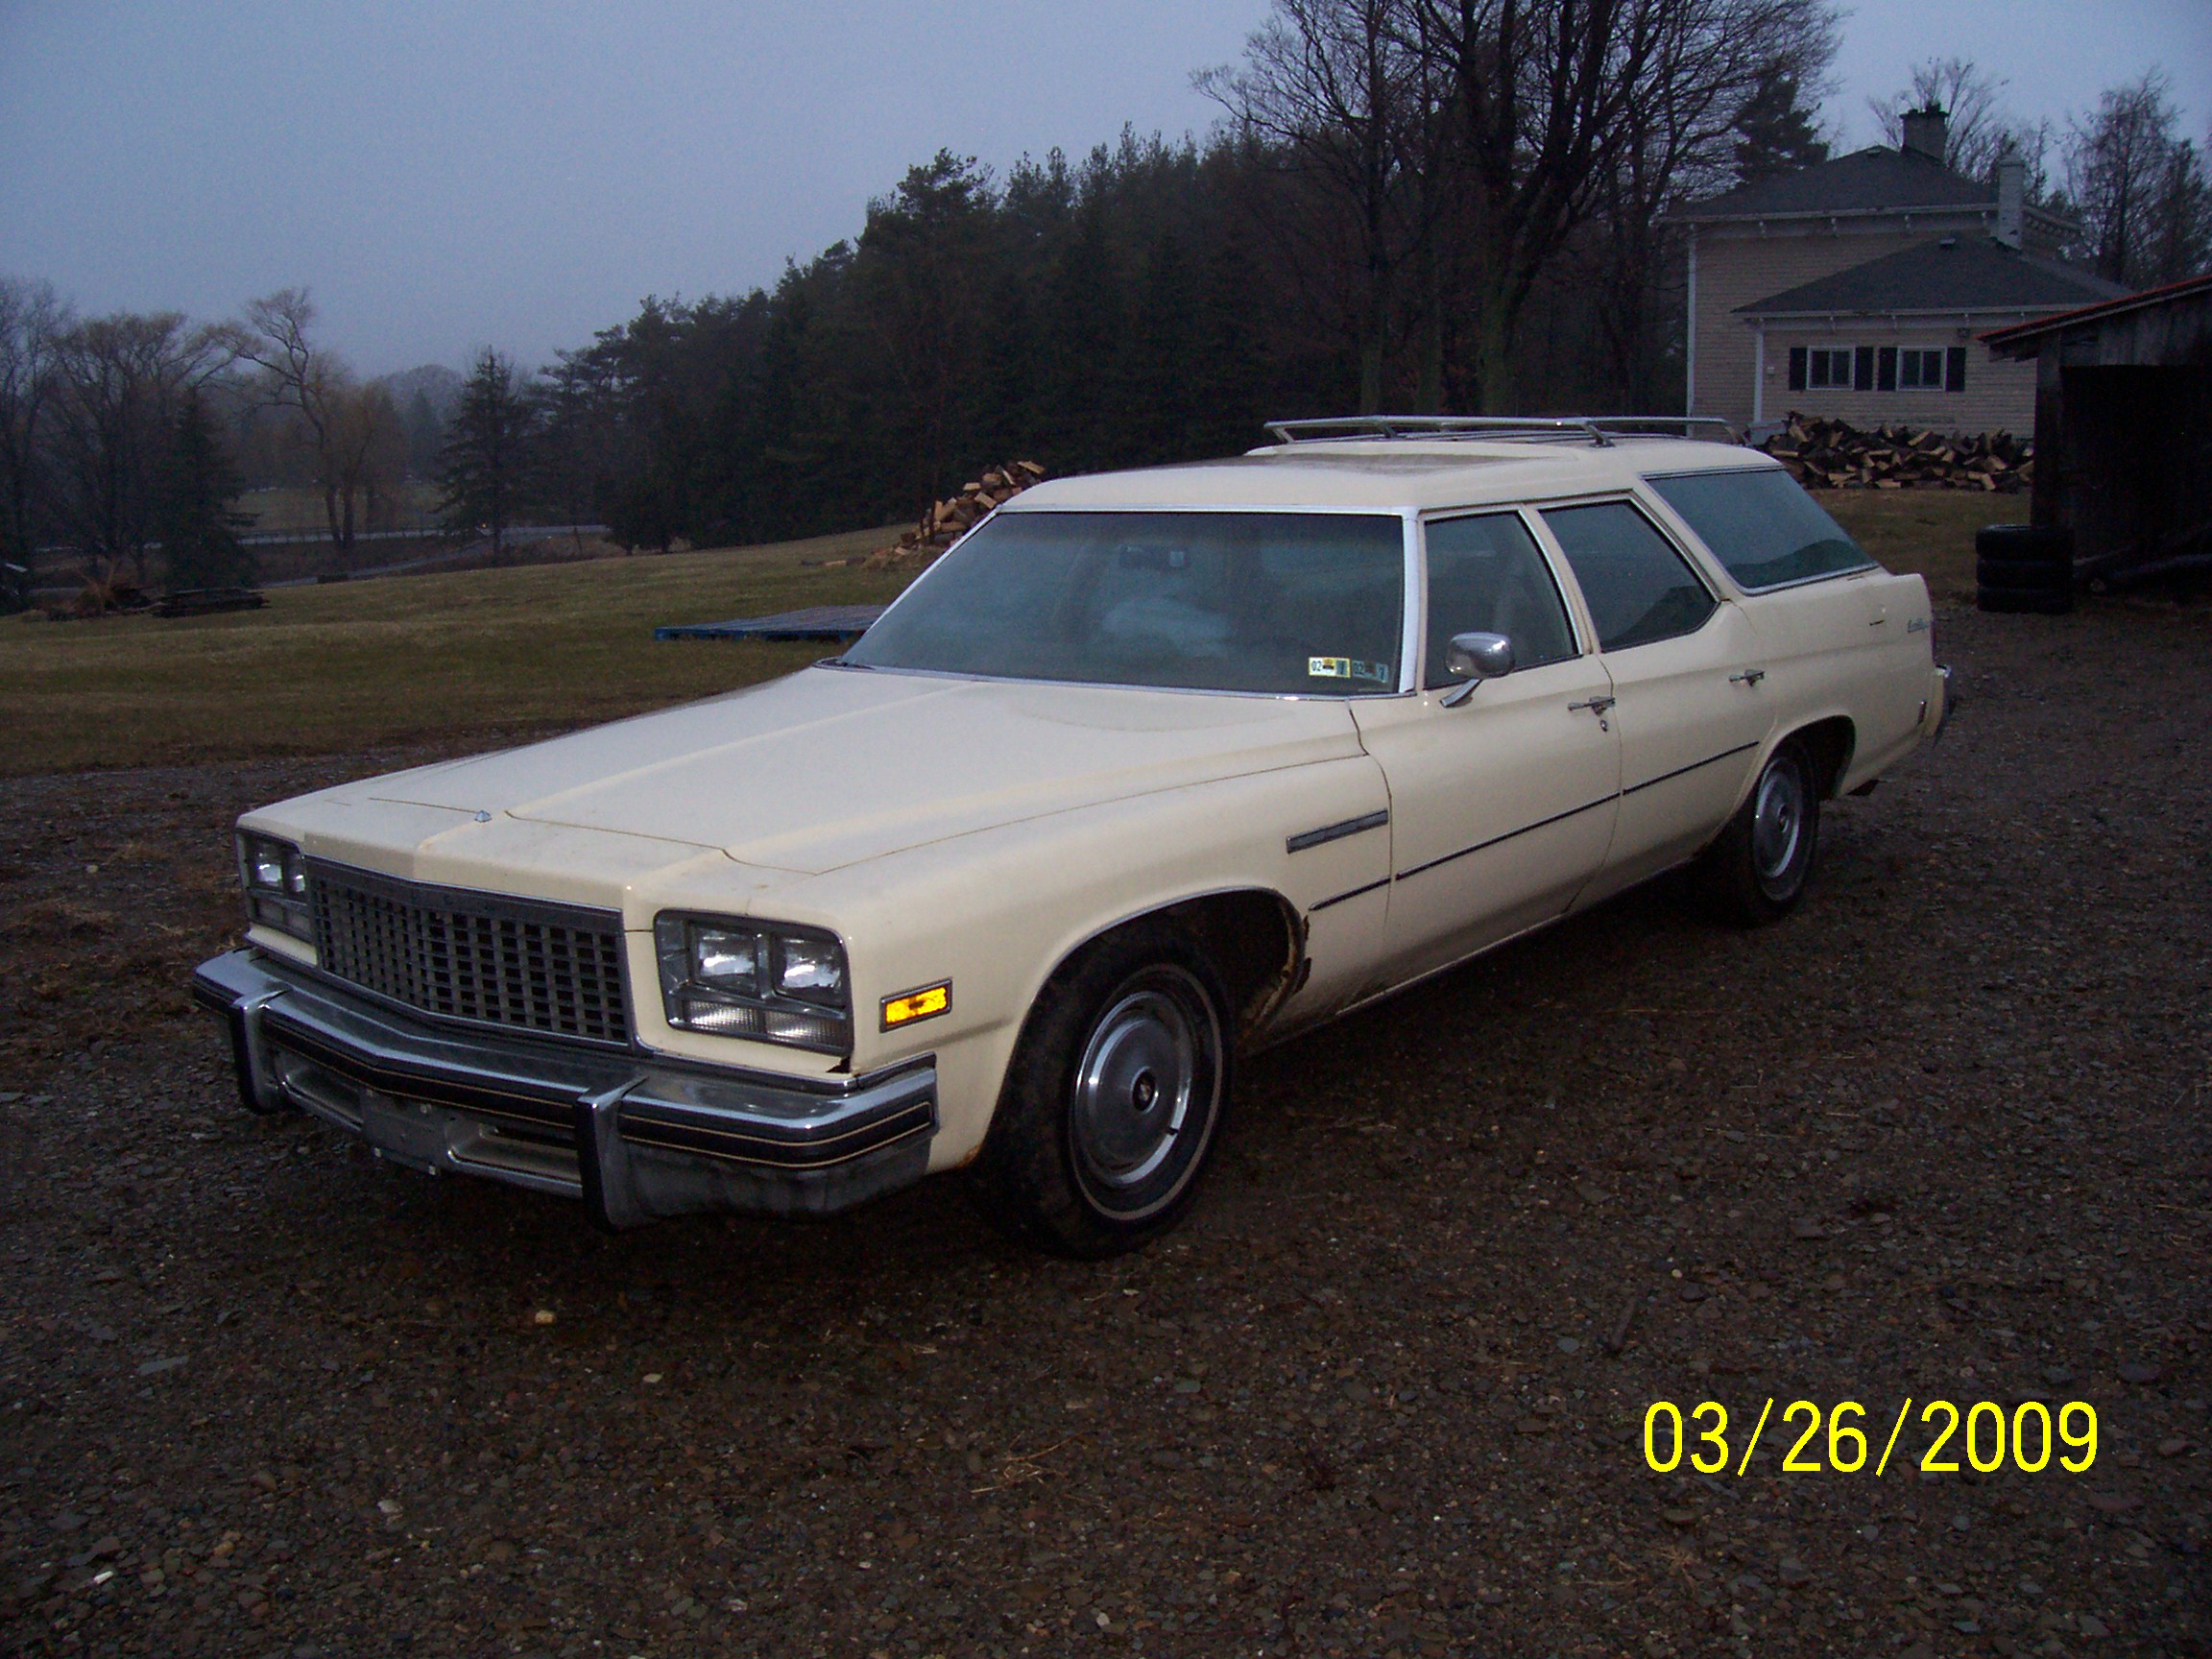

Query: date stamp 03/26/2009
left=1642, top=1398, right=2100, bottom=1478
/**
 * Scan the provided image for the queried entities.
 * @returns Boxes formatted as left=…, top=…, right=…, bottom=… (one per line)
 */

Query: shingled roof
left=1736, top=237, right=2128, bottom=318
left=1671, top=145, right=1995, bottom=221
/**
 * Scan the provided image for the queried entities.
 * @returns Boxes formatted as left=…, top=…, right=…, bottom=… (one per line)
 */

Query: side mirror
left=1440, top=631, right=1515, bottom=706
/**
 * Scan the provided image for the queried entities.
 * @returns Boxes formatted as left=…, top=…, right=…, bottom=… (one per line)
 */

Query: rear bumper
left=191, top=949, right=936, bottom=1226
left=1922, top=663, right=1954, bottom=741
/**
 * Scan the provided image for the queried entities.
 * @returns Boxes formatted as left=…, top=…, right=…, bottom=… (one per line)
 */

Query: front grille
left=308, top=862, right=631, bottom=1046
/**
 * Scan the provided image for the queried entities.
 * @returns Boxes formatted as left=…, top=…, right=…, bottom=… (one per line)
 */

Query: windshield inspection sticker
left=1309, top=657, right=1392, bottom=684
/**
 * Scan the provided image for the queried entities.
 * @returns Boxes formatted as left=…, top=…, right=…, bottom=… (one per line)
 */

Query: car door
left=1536, top=499, right=1773, bottom=903
left=1643, top=466, right=1931, bottom=781
left=1350, top=509, right=1621, bottom=986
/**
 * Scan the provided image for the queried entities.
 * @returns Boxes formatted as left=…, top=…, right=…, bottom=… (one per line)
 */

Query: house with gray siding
left=1667, top=108, right=2121, bottom=434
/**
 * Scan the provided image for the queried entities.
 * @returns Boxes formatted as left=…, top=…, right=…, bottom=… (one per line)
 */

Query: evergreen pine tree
left=1116, top=231, right=1200, bottom=468
left=1733, top=71, right=1831, bottom=187
left=156, top=390, right=256, bottom=590
left=1040, top=200, right=1122, bottom=473
left=438, top=349, right=532, bottom=557
left=1190, top=236, right=1270, bottom=457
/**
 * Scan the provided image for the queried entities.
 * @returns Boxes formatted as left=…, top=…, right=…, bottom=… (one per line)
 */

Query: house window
left=1899, top=349, right=1945, bottom=389
left=1806, top=349, right=1854, bottom=389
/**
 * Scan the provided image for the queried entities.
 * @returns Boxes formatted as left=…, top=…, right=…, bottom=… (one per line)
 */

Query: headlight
left=654, top=913, right=851, bottom=1055
left=237, top=831, right=312, bottom=942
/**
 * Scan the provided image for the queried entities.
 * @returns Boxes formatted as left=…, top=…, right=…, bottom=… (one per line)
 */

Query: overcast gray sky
left=3, top=0, right=2205, bottom=377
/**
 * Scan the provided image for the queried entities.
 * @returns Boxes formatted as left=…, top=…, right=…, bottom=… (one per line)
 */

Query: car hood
left=345, top=666, right=1366, bottom=874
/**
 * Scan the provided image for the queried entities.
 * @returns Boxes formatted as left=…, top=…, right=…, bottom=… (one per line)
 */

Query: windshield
left=845, top=510, right=1407, bottom=695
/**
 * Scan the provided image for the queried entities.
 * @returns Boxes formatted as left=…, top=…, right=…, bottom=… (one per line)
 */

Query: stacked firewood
left=1759, top=413, right=2032, bottom=492
left=867, top=462, right=1046, bottom=568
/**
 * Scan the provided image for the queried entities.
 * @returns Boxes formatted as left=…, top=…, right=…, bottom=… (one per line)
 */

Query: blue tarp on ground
left=654, top=604, right=886, bottom=642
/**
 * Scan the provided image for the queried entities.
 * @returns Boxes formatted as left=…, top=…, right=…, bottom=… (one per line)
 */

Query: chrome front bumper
left=192, top=949, right=936, bottom=1227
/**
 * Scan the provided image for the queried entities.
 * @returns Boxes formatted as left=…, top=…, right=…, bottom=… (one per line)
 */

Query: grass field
left=0, top=525, right=906, bottom=775
left=0, top=490, right=2008, bottom=778
left=237, top=481, right=442, bottom=536
left=1820, top=485, right=2009, bottom=603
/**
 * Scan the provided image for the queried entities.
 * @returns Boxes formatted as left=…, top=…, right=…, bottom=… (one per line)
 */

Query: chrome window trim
left=1527, top=492, right=1727, bottom=654
left=1414, top=504, right=1593, bottom=685
left=815, top=661, right=1416, bottom=701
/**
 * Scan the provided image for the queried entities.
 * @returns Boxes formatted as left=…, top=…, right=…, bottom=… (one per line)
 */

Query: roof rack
left=1262, top=415, right=1739, bottom=448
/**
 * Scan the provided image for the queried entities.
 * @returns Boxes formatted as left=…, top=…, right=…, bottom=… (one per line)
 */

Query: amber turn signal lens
left=880, top=980, right=950, bottom=1030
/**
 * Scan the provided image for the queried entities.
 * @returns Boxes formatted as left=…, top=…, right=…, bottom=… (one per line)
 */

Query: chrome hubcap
left=1069, top=967, right=1218, bottom=1215
left=1752, top=759, right=1806, bottom=885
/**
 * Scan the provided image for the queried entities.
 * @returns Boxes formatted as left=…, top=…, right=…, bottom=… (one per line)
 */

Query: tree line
left=4, top=2, right=2208, bottom=600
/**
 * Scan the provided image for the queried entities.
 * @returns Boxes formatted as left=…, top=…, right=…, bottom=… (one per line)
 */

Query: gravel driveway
left=2, top=603, right=2206, bottom=1659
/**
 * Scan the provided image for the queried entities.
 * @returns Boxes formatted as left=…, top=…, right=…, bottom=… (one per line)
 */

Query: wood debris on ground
left=1758, top=412, right=2032, bottom=493
left=866, top=461, right=1046, bottom=568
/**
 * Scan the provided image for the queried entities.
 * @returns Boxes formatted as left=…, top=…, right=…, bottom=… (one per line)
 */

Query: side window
left=1646, top=469, right=1878, bottom=591
left=1542, top=501, right=1717, bottom=652
left=1422, top=513, right=1577, bottom=687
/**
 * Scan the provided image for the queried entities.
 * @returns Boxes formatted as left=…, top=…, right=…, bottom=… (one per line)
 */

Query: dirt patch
left=1, top=604, right=2206, bottom=1657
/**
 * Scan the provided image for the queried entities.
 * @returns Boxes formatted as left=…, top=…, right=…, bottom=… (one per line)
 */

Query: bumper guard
left=192, top=949, right=936, bottom=1227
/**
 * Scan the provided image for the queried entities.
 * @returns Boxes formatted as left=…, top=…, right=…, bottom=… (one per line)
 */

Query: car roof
left=1005, top=437, right=1780, bottom=515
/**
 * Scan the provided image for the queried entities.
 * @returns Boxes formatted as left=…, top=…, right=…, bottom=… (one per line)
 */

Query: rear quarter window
left=1646, top=468, right=1879, bottom=591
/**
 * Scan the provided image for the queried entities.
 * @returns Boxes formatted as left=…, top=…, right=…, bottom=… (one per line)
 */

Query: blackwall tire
left=1695, top=737, right=1821, bottom=926
left=1976, top=555, right=2072, bottom=590
left=968, top=924, right=1232, bottom=1259
left=1976, top=523, right=2073, bottom=571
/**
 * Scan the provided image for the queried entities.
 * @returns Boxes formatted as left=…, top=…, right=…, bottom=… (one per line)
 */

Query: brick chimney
left=1995, top=148, right=2026, bottom=249
left=1900, top=104, right=1949, bottom=164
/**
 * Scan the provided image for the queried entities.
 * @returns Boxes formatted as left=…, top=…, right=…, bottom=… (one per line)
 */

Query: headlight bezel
left=236, top=830, right=313, bottom=943
left=653, top=911, right=853, bottom=1056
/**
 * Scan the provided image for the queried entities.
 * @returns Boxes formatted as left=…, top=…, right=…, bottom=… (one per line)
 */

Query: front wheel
left=969, top=925, right=1231, bottom=1258
left=1697, top=738, right=1820, bottom=926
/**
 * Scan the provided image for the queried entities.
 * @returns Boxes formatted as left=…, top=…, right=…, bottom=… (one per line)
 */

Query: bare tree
left=1867, top=58, right=2022, bottom=180
left=238, top=287, right=397, bottom=564
left=2067, top=73, right=2211, bottom=286
left=0, top=277, right=73, bottom=573
left=1415, top=0, right=1839, bottom=412
left=1583, top=0, right=1839, bottom=409
left=46, top=311, right=240, bottom=582
left=1198, top=0, right=1438, bottom=412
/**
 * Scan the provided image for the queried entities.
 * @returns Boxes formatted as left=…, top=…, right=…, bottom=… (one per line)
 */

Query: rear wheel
left=969, top=925, right=1231, bottom=1258
left=1697, top=738, right=1820, bottom=926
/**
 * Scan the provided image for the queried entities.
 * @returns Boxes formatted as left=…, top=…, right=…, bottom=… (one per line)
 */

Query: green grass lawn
left=0, top=487, right=2010, bottom=778
left=237, top=481, right=442, bottom=536
left=0, top=525, right=907, bottom=776
left=1820, top=486, right=2015, bottom=605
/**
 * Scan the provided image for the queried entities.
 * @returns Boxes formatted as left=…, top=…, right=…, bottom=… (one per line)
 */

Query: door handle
left=1567, top=695, right=1615, bottom=732
left=1729, top=669, right=1766, bottom=685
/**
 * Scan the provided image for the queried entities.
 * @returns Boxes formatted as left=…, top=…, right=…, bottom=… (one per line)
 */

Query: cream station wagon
left=195, top=417, right=1949, bottom=1256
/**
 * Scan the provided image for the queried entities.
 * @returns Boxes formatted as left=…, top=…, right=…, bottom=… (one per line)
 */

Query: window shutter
left=1877, top=347, right=1898, bottom=392
left=1945, top=346, right=1968, bottom=392
left=1854, top=346, right=1876, bottom=392
left=1788, top=348, right=1807, bottom=392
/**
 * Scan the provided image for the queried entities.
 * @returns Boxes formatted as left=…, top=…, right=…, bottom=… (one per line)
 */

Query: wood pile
left=867, top=461, right=1046, bottom=568
left=1759, top=413, right=2032, bottom=492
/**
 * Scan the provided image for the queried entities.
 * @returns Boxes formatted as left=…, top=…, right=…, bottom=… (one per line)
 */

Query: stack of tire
left=1976, top=524, right=2074, bottom=615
